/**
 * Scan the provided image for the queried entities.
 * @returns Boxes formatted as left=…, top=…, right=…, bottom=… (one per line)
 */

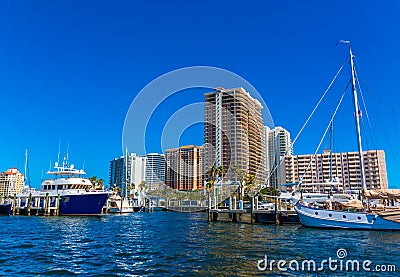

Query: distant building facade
left=0, top=168, right=24, bottom=197
left=282, top=149, right=388, bottom=191
left=146, top=153, right=166, bottom=189
left=265, top=126, right=293, bottom=188
left=204, top=87, right=265, bottom=184
left=109, top=153, right=146, bottom=197
left=165, top=145, right=203, bottom=191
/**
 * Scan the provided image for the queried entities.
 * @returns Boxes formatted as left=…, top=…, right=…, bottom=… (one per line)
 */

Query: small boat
left=106, top=194, right=142, bottom=213
left=295, top=41, right=400, bottom=230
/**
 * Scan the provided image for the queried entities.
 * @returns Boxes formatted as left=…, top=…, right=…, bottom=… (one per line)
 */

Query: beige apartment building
left=282, top=150, right=388, bottom=192
left=165, top=145, right=203, bottom=191
left=203, top=87, right=266, bottom=184
left=0, top=168, right=24, bottom=197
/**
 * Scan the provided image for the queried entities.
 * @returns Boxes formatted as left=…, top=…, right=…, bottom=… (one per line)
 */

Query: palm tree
left=215, top=165, right=225, bottom=206
left=244, top=174, right=257, bottom=223
left=244, top=174, right=256, bottom=195
left=89, top=176, right=104, bottom=190
left=138, top=181, right=146, bottom=191
left=209, top=164, right=218, bottom=182
left=232, top=165, right=246, bottom=202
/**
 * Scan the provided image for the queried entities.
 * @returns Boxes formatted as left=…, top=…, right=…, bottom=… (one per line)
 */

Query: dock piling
left=12, top=194, right=16, bottom=215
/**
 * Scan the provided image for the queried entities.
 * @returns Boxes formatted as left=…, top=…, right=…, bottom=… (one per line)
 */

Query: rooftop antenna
left=66, top=140, right=70, bottom=162
left=57, top=139, right=61, bottom=165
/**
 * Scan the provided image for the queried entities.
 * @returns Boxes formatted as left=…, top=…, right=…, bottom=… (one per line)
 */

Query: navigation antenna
left=24, top=147, right=31, bottom=188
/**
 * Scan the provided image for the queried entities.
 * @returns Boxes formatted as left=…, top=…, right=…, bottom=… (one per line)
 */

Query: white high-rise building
left=265, top=126, right=293, bottom=188
left=146, top=153, right=165, bottom=189
left=109, top=153, right=146, bottom=197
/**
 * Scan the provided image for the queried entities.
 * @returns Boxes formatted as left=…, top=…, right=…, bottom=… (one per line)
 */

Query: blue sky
left=1, top=1, right=400, bottom=188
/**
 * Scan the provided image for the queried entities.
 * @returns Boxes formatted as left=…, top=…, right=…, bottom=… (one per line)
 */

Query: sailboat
left=294, top=41, right=400, bottom=230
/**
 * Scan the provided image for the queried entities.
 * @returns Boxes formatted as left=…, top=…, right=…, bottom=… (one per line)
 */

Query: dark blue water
left=0, top=212, right=399, bottom=276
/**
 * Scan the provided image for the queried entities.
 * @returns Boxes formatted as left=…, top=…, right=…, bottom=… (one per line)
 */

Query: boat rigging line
left=354, top=57, right=400, bottom=170
left=299, top=80, right=351, bottom=184
left=265, top=59, right=348, bottom=186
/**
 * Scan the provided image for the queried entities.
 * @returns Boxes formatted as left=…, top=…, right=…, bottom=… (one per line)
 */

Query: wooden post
left=275, top=192, right=280, bottom=225
left=12, top=194, right=17, bottom=215
left=44, top=193, right=49, bottom=216
left=56, top=194, right=60, bottom=216
left=120, top=196, right=123, bottom=214
left=207, top=192, right=211, bottom=222
left=35, top=197, right=39, bottom=216
left=27, top=193, right=32, bottom=216
left=250, top=196, right=254, bottom=224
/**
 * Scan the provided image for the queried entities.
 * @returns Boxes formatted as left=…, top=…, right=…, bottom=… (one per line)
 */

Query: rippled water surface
left=0, top=212, right=399, bottom=276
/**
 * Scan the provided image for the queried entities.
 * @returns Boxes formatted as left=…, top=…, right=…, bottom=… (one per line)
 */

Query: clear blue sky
left=1, top=0, right=400, bottom=188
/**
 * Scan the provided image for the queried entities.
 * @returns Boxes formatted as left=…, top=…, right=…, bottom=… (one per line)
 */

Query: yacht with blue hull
left=18, top=159, right=110, bottom=216
left=0, top=203, right=12, bottom=215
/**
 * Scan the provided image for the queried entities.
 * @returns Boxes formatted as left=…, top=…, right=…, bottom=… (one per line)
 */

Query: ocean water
left=0, top=212, right=399, bottom=276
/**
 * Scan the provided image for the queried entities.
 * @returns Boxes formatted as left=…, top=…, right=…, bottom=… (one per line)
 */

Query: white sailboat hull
left=295, top=202, right=400, bottom=230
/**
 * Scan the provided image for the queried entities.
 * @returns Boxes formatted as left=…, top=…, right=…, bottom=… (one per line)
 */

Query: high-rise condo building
left=109, top=153, right=146, bottom=197
left=146, top=153, right=166, bottom=189
left=282, top=149, right=388, bottom=192
left=0, top=168, right=24, bottom=197
left=265, top=126, right=293, bottom=188
left=204, top=87, right=266, bottom=184
left=165, top=145, right=203, bottom=191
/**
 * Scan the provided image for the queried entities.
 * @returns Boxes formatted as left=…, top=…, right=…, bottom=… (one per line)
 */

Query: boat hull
left=295, top=201, right=400, bottom=230
left=59, top=193, right=109, bottom=215
left=0, top=204, right=12, bottom=215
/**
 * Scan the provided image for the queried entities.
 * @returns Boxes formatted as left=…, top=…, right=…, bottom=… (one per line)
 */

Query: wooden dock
left=11, top=193, right=61, bottom=216
left=207, top=196, right=300, bottom=224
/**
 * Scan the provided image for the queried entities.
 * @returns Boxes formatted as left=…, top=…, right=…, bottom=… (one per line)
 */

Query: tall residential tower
left=165, top=145, right=203, bottom=191
left=265, top=126, right=293, bottom=188
left=204, top=87, right=265, bottom=184
left=109, top=153, right=146, bottom=197
left=145, top=153, right=166, bottom=189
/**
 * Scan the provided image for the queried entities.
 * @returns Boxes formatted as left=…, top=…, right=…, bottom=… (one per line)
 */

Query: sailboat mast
left=329, top=115, right=333, bottom=181
left=24, top=147, right=29, bottom=188
left=349, top=44, right=367, bottom=191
